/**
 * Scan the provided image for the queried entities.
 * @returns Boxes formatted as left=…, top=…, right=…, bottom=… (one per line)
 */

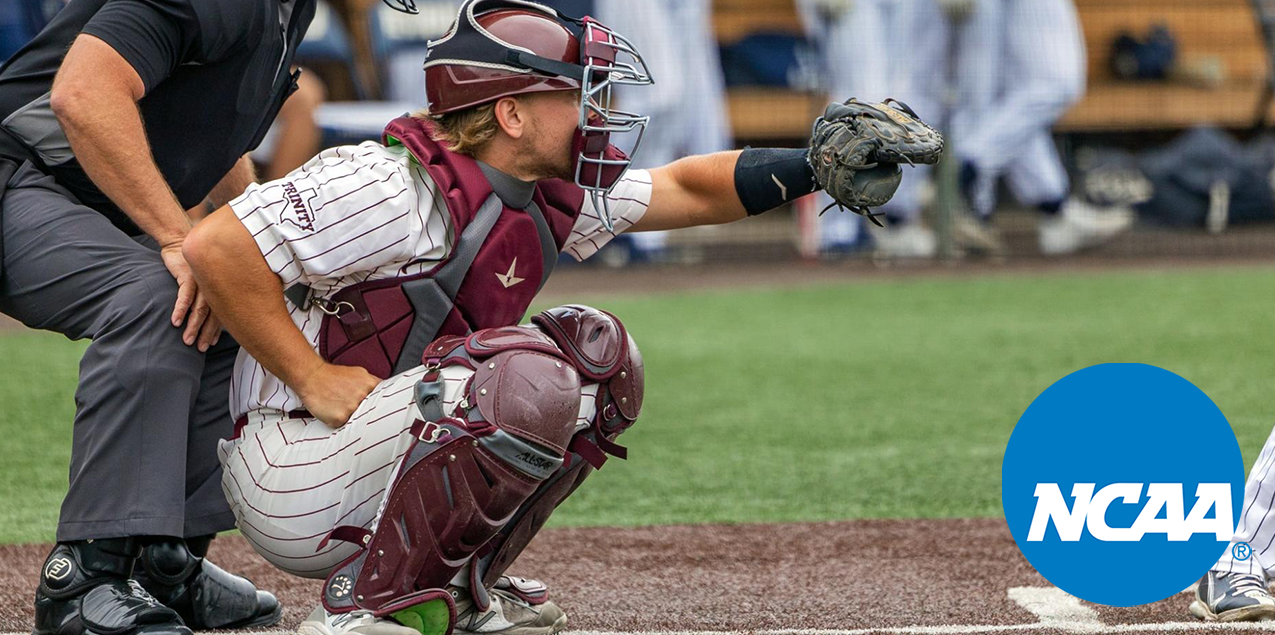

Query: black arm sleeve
left=733, top=147, right=820, bottom=216
left=80, top=0, right=197, bottom=93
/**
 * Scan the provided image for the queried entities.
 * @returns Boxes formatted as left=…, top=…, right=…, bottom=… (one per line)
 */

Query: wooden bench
left=1063, top=0, right=1272, bottom=130
left=715, top=0, right=1275, bottom=139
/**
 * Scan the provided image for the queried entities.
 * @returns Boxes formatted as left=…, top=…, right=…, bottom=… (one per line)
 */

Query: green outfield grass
left=3, top=265, right=1275, bottom=544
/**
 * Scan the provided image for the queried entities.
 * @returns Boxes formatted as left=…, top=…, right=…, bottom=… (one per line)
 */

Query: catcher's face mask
left=567, top=18, right=651, bottom=231
left=425, top=0, right=653, bottom=231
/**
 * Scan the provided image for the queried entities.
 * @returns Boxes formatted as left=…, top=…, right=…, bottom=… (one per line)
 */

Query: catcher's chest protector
left=311, top=117, right=584, bottom=378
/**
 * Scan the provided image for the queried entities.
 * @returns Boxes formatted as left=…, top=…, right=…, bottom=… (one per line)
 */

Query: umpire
left=0, top=0, right=316, bottom=633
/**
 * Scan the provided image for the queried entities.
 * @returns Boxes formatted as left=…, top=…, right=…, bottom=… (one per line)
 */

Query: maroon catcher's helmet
left=423, top=0, right=652, bottom=230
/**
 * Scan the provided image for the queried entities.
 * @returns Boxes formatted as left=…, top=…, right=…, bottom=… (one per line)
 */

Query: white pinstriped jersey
left=227, top=141, right=653, bottom=420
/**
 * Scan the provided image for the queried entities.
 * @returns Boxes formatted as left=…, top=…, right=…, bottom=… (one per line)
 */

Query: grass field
left=3, top=265, right=1275, bottom=545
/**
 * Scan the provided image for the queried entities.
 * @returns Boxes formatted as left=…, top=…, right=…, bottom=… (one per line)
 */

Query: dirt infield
left=2, top=519, right=1274, bottom=634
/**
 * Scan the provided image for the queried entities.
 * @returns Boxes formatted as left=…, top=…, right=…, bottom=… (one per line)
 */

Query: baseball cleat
left=133, top=537, right=282, bottom=629
left=297, top=606, right=423, bottom=635
left=950, top=212, right=1008, bottom=260
left=34, top=540, right=192, bottom=635
left=1190, top=571, right=1275, bottom=622
left=449, top=578, right=566, bottom=635
left=1037, top=199, right=1133, bottom=256
left=872, top=222, right=938, bottom=260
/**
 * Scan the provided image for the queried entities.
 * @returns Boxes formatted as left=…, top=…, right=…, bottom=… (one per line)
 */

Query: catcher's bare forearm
left=636, top=148, right=818, bottom=231
left=635, top=151, right=747, bottom=231
left=183, top=207, right=329, bottom=393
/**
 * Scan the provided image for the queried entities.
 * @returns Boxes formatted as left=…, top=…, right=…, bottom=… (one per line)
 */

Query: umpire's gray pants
left=0, top=162, right=237, bottom=542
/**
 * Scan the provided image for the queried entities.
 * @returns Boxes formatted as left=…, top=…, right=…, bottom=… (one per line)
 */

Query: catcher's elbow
left=183, top=216, right=236, bottom=278
left=181, top=225, right=213, bottom=277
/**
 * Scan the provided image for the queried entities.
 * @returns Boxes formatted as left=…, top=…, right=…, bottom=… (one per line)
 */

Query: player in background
left=1189, top=428, right=1275, bottom=622
left=797, top=0, right=935, bottom=258
left=800, top=0, right=1130, bottom=259
left=940, top=0, right=1133, bottom=256
left=180, top=2, right=940, bottom=634
left=596, top=0, right=733, bottom=262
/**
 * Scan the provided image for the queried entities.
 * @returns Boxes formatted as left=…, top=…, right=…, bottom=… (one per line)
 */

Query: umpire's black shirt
left=0, top=0, right=315, bottom=234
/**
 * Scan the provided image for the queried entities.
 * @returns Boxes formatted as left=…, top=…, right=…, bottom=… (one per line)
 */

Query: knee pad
left=468, top=305, right=645, bottom=608
left=318, top=325, right=583, bottom=626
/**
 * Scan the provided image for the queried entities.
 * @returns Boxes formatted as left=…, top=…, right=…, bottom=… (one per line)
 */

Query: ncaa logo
left=1001, top=364, right=1244, bottom=606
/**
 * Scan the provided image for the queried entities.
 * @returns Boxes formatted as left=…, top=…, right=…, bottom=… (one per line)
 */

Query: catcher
left=182, top=1, right=943, bottom=634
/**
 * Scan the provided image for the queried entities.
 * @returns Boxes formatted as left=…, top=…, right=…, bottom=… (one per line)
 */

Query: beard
left=515, top=128, right=576, bottom=182
left=540, top=128, right=577, bottom=181
left=546, top=150, right=575, bottom=181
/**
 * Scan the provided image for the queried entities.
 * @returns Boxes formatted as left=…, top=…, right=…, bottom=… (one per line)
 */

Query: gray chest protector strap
left=392, top=193, right=504, bottom=375
left=393, top=193, right=558, bottom=375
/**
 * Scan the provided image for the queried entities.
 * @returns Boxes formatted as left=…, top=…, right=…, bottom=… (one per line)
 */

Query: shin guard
left=468, top=305, right=645, bottom=609
left=318, top=326, right=583, bottom=631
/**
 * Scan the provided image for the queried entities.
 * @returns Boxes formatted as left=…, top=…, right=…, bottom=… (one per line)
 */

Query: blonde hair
left=418, top=103, right=500, bottom=156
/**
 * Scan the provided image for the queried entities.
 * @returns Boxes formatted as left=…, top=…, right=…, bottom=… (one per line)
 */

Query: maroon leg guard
left=468, top=305, right=645, bottom=608
left=319, top=328, right=583, bottom=621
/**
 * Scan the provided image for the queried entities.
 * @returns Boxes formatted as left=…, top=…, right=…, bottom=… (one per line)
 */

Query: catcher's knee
left=467, top=305, right=645, bottom=598
left=314, top=306, right=646, bottom=618
left=317, top=324, right=585, bottom=616
left=532, top=304, right=645, bottom=462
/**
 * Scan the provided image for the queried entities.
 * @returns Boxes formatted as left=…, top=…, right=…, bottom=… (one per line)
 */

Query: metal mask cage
left=573, top=19, right=653, bottom=232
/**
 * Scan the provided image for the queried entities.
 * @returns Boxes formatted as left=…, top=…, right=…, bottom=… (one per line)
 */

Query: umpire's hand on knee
left=161, top=243, right=222, bottom=352
left=297, top=362, right=382, bottom=428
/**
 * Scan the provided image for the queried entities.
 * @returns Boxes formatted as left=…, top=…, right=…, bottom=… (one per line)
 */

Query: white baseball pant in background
left=1215, top=426, right=1275, bottom=576
left=956, top=0, right=1086, bottom=215
left=600, top=0, right=732, bottom=254
left=797, top=0, right=934, bottom=243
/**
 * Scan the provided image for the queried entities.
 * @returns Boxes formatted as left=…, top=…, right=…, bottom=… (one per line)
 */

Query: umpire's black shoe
left=34, top=538, right=192, bottom=635
left=133, top=536, right=281, bottom=630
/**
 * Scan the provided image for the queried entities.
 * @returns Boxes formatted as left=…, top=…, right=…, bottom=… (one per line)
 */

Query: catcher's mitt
left=808, top=98, right=944, bottom=226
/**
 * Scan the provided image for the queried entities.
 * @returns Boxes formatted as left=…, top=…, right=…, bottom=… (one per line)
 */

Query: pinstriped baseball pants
left=221, top=363, right=601, bottom=580
left=1215, top=426, right=1275, bottom=577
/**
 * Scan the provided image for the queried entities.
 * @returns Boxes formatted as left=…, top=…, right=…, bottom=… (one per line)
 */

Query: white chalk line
left=7, top=626, right=1275, bottom=635
left=2, top=628, right=1270, bottom=635
left=5, top=628, right=1275, bottom=635
left=6, top=587, right=1275, bottom=635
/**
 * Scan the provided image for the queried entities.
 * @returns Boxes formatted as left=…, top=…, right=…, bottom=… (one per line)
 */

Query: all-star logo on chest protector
left=496, top=259, right=525, bottom=289
left=1001, top=364, right=1245, bottom=607
left=310, top=117, right=585, bottom=380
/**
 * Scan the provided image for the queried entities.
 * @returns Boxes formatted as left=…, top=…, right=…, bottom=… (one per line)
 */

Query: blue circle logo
left=1002, top=364, right=1244, bottom=607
